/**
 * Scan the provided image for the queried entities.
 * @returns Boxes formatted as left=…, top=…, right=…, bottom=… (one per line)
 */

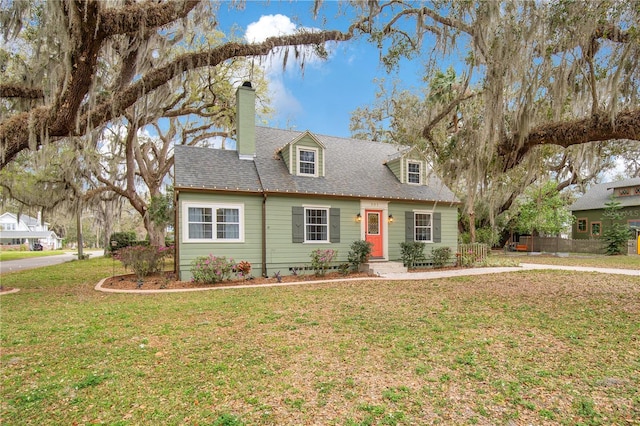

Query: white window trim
left=303, top=204, right=330, bottom=243
left=297, top=146, right=319, bottom=177
left=407, top=160, right=423, bottom=185
left=182, top=202, right=244, bottom=243
left=413, top=210, right=433, bottom=243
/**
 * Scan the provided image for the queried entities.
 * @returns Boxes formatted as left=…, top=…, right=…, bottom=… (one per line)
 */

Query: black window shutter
left=292, top=206, right=304, bottom=243
left=330, top=208, right=340, bottom=243
left=433, top=212, right=441, bottom=243
left=405, top=211, right=414, bottom=242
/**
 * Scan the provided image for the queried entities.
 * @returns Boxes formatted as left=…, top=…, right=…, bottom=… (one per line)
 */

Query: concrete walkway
left=382, top=263, right=639, bottom=280
left=93, top=263, right=639, bottom=294
left=520, top=263, right=639, bottom=276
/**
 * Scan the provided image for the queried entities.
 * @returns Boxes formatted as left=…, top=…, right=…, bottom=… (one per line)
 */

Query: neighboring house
left=569, top=178, right=640, bottom=240
left=174, top=82, right=460, bottom=280
left=0, top=212, right=63, bottom=250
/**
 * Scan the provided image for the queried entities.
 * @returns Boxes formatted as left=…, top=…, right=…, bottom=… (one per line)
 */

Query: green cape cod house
left=569, top=178, right=640, bottom=241
left=173, top=82, right=460, bottom=280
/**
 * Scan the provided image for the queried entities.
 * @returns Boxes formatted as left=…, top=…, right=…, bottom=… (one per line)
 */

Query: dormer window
left=297, top=147, right=318, bottom=177
left=407, top=160, right=422, bottom=184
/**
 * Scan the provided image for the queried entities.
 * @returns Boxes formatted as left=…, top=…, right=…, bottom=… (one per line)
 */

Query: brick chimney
left=236, top=81, right=256, bottom=160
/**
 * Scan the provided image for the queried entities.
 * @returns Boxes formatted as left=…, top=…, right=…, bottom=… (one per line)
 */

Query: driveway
left=0, top=250, right=105, bottom=274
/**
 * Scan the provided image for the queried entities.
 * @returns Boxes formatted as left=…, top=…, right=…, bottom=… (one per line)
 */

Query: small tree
left=514, top=182, right=574, bottom=237
left=602, top=199, right=630, bottom=255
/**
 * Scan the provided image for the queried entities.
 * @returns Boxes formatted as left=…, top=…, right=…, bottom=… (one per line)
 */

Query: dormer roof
left=569, top=177, right=640, bottom=211
left=175, top=127, right=459, bottom=204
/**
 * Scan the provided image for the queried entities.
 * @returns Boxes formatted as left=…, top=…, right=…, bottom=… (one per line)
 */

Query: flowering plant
left=310, top=248, right=337, bottom=276
left=234, top=260, right=252, bottom=280
left=191, top=255, right=234, bottom=284
left=458, top=250, right=476, bottom=267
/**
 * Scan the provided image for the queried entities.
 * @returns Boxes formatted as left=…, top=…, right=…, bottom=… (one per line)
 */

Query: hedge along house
left=173, top=82, right=460, bottom=280
left=569, top=177, right=640, bottom=242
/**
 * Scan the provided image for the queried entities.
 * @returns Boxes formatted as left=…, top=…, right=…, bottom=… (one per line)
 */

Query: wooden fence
left=457, top=243, right=489, bottom=266
left=515, top=236, right=638, bottom=254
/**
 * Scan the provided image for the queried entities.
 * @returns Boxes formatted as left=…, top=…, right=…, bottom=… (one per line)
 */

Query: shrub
left=400, top=242, right=426, bottom=269
left=431, top=247, right=452, bottom=268
left=115, top=245, right=169, bottom=280
left=347, top=240, right=373, bottom=271
left=190, top=255, right=235, bottom=284
left=310, top=249, right=337, bottom=276
left=107, top=231, right=137, bottom=255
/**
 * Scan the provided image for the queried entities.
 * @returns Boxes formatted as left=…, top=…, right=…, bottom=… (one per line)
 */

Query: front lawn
left=0, top=250, right=69, bottom=262
left=1, top=257, right=638, bottom=425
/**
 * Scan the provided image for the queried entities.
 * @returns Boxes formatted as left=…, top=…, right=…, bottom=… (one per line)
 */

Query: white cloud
left=246, top=14, right=298, bottom=43
left=244, top=14, right=328, bottom=120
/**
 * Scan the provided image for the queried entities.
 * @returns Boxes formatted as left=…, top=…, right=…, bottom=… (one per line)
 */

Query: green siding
left=236, top=85, right=255, bottom=158
left=386, top=158, right=402, bottom=182
left=280, top=147, right=291, bottom=173
left=572, top=206, right=640, bottom=239
left=264, top=196, right=358, bottom=274
left=178, top=192, right=459, bottom=280
left=177, top=192, right=263, bottom=280
left=386, top=154, right=429, bottom=185
left=291, top=135, right=324, bottom=177
left=388, top=202, right=458, bottom=261
left=404, top=152, right=427, bottom=185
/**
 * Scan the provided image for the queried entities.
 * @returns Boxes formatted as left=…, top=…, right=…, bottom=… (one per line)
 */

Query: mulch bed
left=101, top=270, right=376, bottom=291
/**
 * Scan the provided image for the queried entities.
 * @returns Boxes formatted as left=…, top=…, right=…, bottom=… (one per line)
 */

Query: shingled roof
left=569, top=177, right=640, bottom=211
left=175, top=126, right=459, bottom=204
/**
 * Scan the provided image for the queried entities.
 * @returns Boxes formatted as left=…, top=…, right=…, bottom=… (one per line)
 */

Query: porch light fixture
left=388, top=214, right=394, bottom=223
left=356, top=213, right=362, bottom=222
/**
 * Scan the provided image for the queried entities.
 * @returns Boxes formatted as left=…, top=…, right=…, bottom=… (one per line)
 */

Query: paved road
left=0, top=250, right=105, bottom=274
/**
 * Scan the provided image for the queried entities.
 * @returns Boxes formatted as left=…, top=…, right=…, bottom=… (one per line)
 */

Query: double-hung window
left=414, top=212, right=432, bottom=242
left=305, top=207, right=328, bottom=242
left=407, top=160, right=422, bottom=184
left=577, top=218, right=587, bottom=233
left=297, top=147, right=318, bottom=176
left=184, top=203, right=243, bottom=242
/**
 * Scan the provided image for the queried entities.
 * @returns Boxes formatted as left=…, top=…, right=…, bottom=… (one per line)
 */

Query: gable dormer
left=280, top=131, right=326, bottom=177
left=386, top=147, right=428, bottom=185
left=613, top=184, right=640, bottom=197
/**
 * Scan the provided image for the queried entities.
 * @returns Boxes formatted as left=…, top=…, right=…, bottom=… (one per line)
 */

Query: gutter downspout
left=262, top=192, right=267, bottom=277
left=174, top=189, right=179, bottom=277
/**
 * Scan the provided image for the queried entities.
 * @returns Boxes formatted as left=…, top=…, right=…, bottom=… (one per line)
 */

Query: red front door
left=365, top=210, right=383, bottom=258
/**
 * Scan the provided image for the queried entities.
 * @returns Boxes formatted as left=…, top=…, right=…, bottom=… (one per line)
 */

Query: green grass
left=1, top=257, right=639, bottom=425
left=0, top=250, right=70, bottom=262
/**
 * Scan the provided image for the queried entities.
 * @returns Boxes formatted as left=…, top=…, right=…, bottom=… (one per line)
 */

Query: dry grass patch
left=1, top=258, right=639, bottom=425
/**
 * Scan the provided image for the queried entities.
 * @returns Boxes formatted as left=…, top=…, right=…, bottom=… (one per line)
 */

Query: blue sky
left=215, top=1, right=429, bottom=138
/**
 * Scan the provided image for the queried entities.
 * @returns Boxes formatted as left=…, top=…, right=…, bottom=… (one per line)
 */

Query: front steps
left=361, top=261, right=407, bottom=276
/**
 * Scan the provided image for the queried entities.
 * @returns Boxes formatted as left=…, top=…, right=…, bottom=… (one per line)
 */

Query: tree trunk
left=76, top=207, right=84, bottom=260
left=469, top=211, right=476, bottom=244
left=144, top=215, right=166, bottom=248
